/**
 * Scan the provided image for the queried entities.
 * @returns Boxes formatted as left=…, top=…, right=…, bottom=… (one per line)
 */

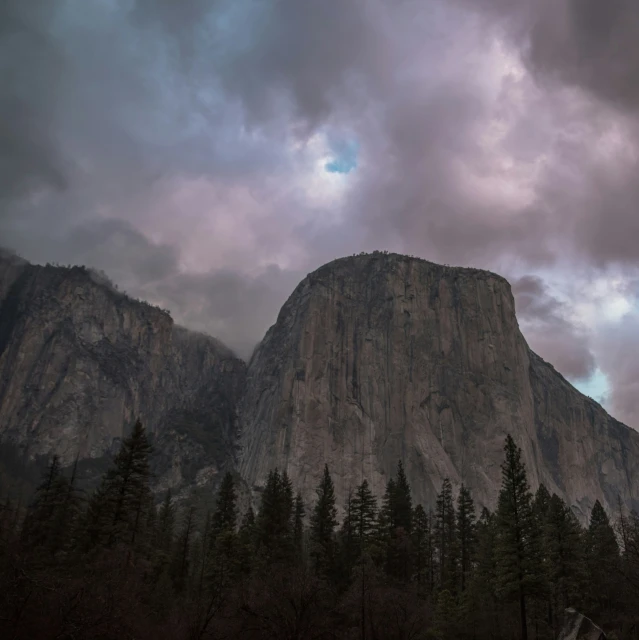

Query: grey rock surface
left=238, top=252, right=639, bottom=518
left=2, top=250, right=638, bottom=518
left=0, top=254, right=246, bottom=495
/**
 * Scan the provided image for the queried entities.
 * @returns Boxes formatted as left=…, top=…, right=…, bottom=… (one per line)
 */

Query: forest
left=1, top=422, right=638, bottom=640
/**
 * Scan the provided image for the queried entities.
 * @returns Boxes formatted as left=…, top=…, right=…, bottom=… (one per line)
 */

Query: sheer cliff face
left=2, top=250, right=638, bottom=517
left=239, top=253, right=639, bottom=518
left=0, top=257, right=246, bottom=495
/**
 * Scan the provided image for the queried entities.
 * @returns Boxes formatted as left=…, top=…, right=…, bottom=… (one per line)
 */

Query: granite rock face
left=239, top=253, right=639, bottom=518
left=2, top=249, right=638, bottom=518
left=0, top=253, right=246, bottom=495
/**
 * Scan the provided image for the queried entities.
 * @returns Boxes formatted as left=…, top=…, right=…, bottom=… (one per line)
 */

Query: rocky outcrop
left=2, top=250, right=638, bottom=518
left=0, top=254, right=246, bottom=495
left=239, top=252, right=639, bottom=518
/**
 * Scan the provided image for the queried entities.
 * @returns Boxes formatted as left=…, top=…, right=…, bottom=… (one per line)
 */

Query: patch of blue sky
left=325, top=139, right=359, bottom=174
left=573, top=369, right=610, bottom=405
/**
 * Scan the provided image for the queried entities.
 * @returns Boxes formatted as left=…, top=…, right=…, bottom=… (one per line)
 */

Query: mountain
left=239, top=252, right=639, bottom=520
left=1, top=249, right=637, bottom=519
left=0, top=249, right=245, bottom=497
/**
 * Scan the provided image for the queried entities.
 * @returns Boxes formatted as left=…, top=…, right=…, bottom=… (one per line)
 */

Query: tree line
left=1, top=423, right=638, bottom=639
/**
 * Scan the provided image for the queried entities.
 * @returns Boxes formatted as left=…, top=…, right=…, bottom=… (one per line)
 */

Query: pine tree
left=282, top=471, right=294, bottom=526
left=172, top=504, right=196, bottom=592
left=435, top=478, right=457, bottom=592
left=237, top=506, right=257, bottom=575
left=280, top=470, right=295, bottom=557
left=310, top=464, right=338, bottom=577
left=154, top=490, right=175, bottom=572
left=585, top=500, right=620, bottom=622
left=456, top=484, right=476, bottom=593
left=211, top=472, right=237, bottom=538
left=85, top=419, right=153, bottom=551
left=393, top=461, right=413, bottom=534
left=379, top=477, right=397, bottom=533
left=620, top=509, right=639, bottom=617
left=256, top=468, right=294, bottom=563
left=340, top=480, right=379, bottom=584
left=542, top=494, right=584, bottom=631
left=530, top=483, right=553, bottom=634
left=352, top=479, right=378, bottom=553
left=533, top=484, right=551, bottom=521
left=293, top=491, right=306, bottom=561
left=339, top=490, right=357, bottom=585
left=412, top=504, right=435, bottom=593
left=433, top=589, right=460, bottom=639
left=21, top=455, right=82, bottom=559
left=494, top=435, right=541, bottom=640
left=467, top=508, right=501, bottom=638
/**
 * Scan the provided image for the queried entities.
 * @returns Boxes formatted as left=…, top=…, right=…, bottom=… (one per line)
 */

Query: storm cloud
left=1, top=0, right=638, bottom=425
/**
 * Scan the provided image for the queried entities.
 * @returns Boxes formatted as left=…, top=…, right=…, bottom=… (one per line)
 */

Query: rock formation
left=1, top=249, right=638, bottom=518
left=239, top=252, right=639, bottom=518
left=0, top=251, right=245, bottom=496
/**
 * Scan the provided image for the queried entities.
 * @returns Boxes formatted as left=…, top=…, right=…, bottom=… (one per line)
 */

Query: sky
left=2, top=0, right=639, bottom=428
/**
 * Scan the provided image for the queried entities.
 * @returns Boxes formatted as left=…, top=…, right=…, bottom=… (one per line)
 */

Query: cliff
left=239, top=252, right=639, bottom=519
left=2, top=249, right=637, bottom=519
left=0, top=253, right=246, bottom=496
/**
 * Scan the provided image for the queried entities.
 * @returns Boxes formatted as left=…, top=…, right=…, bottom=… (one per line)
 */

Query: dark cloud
left=0, top=0, right=68, bottom=200
left=46, top=218, right=300, bottom=360
left=1, top=0, right=638, bottom=412
left=153, top=267, right=302, bottom=361
left=595, top=313, right=639, bottom=427
left=527, top=0, right=639, bottom=111
left=457, top=0, right=639, bottom=112
left=512, top=276, right=596, bottom=381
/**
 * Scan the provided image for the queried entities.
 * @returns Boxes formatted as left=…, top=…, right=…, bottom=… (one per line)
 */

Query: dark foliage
left=0, top=430, right=637, bottom=639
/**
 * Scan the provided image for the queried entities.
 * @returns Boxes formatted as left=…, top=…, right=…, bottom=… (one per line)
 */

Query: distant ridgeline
left=0, top=425, right=636, bottom=639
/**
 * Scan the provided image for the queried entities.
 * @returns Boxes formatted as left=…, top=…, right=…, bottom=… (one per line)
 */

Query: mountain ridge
left=0, top=248, right=637, bottom=520
left=238, top=251, right=639, bottom=519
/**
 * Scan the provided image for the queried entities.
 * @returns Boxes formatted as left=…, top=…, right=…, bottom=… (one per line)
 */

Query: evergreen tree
left=310, top=464, right=338, bottom=577
left=530, top=483, right=553, bottom=634
left=467, top=509, right=501, bottom=638
left=85, top=419, right=153, bottom=551
left=433, top=589, right=460, bottom=640
left=379, top=477, right=397, bottom=534
left=236, top=506, right=256, bottom=577
left=412, top=504, right=435, bottom=593
left=172, top=504, right=196, bottom=592
left=393, top=461, right=413, bottom=534
left=211, top=472, right=237, bottom=537
left=282, top=471, right=294, bottom=526
left=435, top=478, right=457, bottom=592
left=533, top=484, right=551, bottom=521
left=154, top=490, right=175, bottom=572
left=352, top=479, right=378, bottom=553
left=256, top=468, right=295, bottom=563
left=339, top=490, right=357, bottom=584
left=494, top=435, right=540, bottom=640
left=542, top=494, right=584, bottom=632
left=585, top=500, right=620, bottom=621
left=21, top=455, right=82, bottom=558
left=256, top=469, right=281, bottom=556
left=456, top=484, right=476, bottom=593
left=293, top=491, right=305, bottom=561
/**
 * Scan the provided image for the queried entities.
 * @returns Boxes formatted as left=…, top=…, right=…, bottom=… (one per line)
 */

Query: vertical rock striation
left=2, top=249, right=637, bottom=518
left=239, top=253, right=639, bottom=518
left=0, top=254, right=246, bottom=495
